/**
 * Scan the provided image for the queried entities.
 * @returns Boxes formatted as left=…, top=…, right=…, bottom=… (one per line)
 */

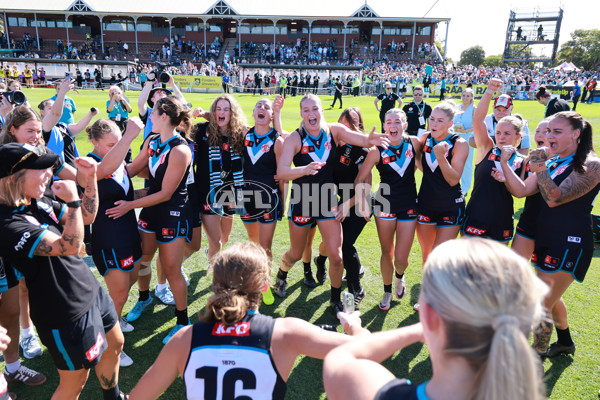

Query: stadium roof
left=4, top=0, right=450, bottom=22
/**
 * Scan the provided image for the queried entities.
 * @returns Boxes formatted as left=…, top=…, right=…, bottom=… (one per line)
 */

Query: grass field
left=4, top=87, right=600, bottom=399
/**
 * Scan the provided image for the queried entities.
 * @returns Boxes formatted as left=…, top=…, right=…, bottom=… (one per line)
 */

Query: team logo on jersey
left=222, top=143, right=230, bottom=151
left=261, top=144, right=270, bottom=153
left=405, top=149, right=413, bottom=159
left=85, top=333, right=105, bottom=362
left=212, top=321, right=251, bottom=337
left=324, top=141, right=332, bottom=150
left=465, top=226, right=486, bottom=235
left=121, top=256, right=134, bottom=268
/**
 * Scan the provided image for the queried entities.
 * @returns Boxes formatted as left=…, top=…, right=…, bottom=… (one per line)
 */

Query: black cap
left=147, top=87, right=172, bottom=108
left=0, top=143, right=59, bottom=179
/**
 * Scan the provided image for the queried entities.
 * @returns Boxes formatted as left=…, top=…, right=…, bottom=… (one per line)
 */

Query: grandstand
left=1, top=0, right=450, bottom=64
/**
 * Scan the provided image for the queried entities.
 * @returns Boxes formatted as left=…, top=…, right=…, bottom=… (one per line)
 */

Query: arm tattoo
left=537, top=161, right=600, bottom=206
left=133, top=188, right=149, bottom=200
left=35, top=237, right=54, bottom=256
left=81, top=193, right=97, bottom=215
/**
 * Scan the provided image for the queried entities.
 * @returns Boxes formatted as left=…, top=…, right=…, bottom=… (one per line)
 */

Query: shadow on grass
left=543, top=355, right=574, bottom=397
left=287, top=356, right=326, bottom=399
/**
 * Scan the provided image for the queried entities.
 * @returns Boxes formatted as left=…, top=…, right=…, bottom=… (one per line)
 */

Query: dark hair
left=86, top=118, right=120, bottom=142
left=0, top=106, right=43, bottom=145
left=37, top=99, right=53, bottom=112
left=200, top=242, right=270, bottom=326
left=550, top=111, right=593, bottom=174
left=535, top=85, right=551, bottom=100
left=154, top=96, right=192, bottom=139
left=338, top=107, right=365, bottom=133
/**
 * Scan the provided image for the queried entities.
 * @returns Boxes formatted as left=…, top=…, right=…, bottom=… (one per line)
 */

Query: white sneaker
left=379, top=292, right=393, bottom=311
left=413, top=303, right=420, bottom=311
left=20, top=335, right=43, bottom=359
left=394, top=276, right=406, bottom=300
left=119, top=317, right=134, bottom=333
left=119, top=350, right=133, bottom=367
left=155, top=286, right=176, bottom=305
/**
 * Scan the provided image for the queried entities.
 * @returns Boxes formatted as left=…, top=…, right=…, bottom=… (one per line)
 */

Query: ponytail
left=551, top=111, right=593, bottom=174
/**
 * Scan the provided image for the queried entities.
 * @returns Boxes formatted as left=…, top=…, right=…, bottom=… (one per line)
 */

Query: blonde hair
left=87, top=118, right=120, bottom=142
left=497, top=115, right=523, bottom=150
left=200, top=242, right=271, bottom=326
left=0, top=171, right=28, bottom=207
left=462, top=88, right=475, bottom=106
left=207, top=94, right=247, bottom=154
left=0, top=106, right=43, bottom=146
left=299, top=93, right=329, bottom=134
left=433, top=100, right=458, bottom=121
left=421, top=238, right=547, bottom=400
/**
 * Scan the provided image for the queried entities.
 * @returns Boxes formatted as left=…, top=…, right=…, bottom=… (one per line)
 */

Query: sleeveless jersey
left=290, top=127, right=338, bottom=216
left=518, top=161, right=541, bottom=231
left=375, top=137, right=417, bottom=207
left=537, top=154, right=600, bottom=247
left=147, top=134, right=190, bottom=208
left=183, top=313, right=286, bottom=400
left=333, top=143, right=369, bottom=202
left=466, top=147, right=525, bottom=227
left=243, top=127, right=279, bottom=190
left=418, top=133, right=464, bottom=210
left=374, top=379, right=422, bottom=400
left=88, top=153, right=139, bottom=249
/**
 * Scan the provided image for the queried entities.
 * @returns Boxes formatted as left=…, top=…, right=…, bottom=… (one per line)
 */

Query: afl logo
left=207, top=180, right=278, bottom=219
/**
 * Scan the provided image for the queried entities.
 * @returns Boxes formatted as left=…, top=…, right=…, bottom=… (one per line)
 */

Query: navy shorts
left=138, top=205, right=192, bottom=243
left=242, top=192, right=283, bottom=224
left=417, top=205, right=465, bottom=227
left=515, top=211, right=536, bottom=240
left=532, top=245, right=593, bottom=283
left=37, top=288, right=117, bottom=371
left=92, top=244, right=142, bottom=276
left=462, top=215, right=514, bottom=242
left=373, top=202, right=418, bottom=221
left=0, top=259, right=23, bottom=294
left=288, top=202, right=336, bottom=227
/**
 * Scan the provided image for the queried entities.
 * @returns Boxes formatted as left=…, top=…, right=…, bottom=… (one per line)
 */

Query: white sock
left=156, top=283, right=168, bottom=292
left=21, top=326, right=35, bottom=338
left=5, top=361, right=21, bottom=374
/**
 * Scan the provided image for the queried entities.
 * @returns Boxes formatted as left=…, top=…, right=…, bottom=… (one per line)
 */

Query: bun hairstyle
left=86, top=118, right=120, bottom=142
left=551, top=111, right=593, bottom=174
left=535, top=85, right=551, bottom=100
left=154, top=96, right=192, bottom=139
left=201, top=242, right=271, bottom=326
left=433, top=100, right=458, bottom=121
left=420, top=238, right=547, bottom=400
left=0, top=106, right=43, bottom=146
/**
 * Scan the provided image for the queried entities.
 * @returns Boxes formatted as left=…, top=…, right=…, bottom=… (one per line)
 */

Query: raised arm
left=68, top=107, right=98, bottom=136
left=272, top=95, right=288, bottom=137
left=34, top=181, right=84, bottom=256
left=74, top=157, right=99, bottom=225
left=531, top=150, right=600, bottom=208
left=96, top=118, right=143, bottom=179
left=137, top=78, right=153, bottom=118
left=330, top=123, right=389, bottom=149
left=42, top=79, right=72, bottom=132
left=473, top=79, right=500, bottom=157
left=167, top=75, right=186, bottom=104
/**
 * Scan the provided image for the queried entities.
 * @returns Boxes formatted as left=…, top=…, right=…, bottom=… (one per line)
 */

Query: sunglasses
left=11, top=145, right=47, bottom=174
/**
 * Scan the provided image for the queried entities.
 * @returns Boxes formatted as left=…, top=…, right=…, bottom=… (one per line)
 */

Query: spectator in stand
left=535, top=85, right=570, bottom=117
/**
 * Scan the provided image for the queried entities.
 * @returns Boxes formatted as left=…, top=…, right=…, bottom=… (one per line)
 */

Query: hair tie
left=491, top=314, right=519, bottom=331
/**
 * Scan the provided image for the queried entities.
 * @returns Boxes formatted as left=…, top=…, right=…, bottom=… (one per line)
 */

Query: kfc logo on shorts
left=293, top=216, right=311, bottom=224
left=378, top=211, right=395, bottom=218
left=407, top=209, right=416, bottom=216
left=264, top=213, right=271, bottom=220
left=212, top=321, right=250, bottom=337
left=85, top=333, right=104, bottom=362
left=137, top=219, right=148, bottom=229
left=465, top=226, right=486, bottom=236
left=203, top=204, right=211, bottom=211
left=301, top=146, right=310, bottom=154
left=503, top=230, right=511, bottom=238
left=418, top=215, right=431, bottom=223
left=121, top=256, right=134, bottom=268
left=262, top=144, right=270, bottom=153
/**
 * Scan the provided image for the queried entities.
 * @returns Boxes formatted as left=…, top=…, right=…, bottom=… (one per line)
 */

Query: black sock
left=102, top=385, right=120, bottom=400
left=384, top=284, right=392, bottom=293
left=395, top=272, right=404, bottom=280
left=556, top=327, right=574, bottom=346
left=277, top=269, right=288, bottom=281
left=316, top=255, right=327, bottom=268
left=303, top=262, right=312, bottom=275
left=331, top=286, right=342, bottom=303
left=175, top=308, right=189, bottom=326
left=139, top=290, right=149, bottom=302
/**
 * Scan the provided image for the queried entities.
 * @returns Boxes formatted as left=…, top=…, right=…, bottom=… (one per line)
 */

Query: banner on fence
left=172, top=75, right=222, bottom=89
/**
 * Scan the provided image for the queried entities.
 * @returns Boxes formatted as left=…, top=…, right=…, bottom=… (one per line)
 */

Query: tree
left=459, top=46, right=485, bottom=67
left=484, top=55, right=503, bottom=68
left=557, top=29, right=600, bottom=70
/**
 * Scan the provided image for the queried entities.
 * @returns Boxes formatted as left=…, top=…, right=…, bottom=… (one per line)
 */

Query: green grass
left=5, top=88, right=600, bottom=399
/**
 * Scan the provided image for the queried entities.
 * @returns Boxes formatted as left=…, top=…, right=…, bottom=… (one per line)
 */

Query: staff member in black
left=330, top=78, right=344, bottom=109
left=402, top=85, right=432, bottom=137
left=374, top=82, right=402, bottom=133
left=0, top=144, right=126, bottom=400
left=535, top=85, right=570, bottom=118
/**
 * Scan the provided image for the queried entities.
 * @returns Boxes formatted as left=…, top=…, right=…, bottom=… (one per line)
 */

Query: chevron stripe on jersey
left=245, top=129, right=275, bottom=165
left=301, top=129, right=332, bottom=163
left=424, top=134, right=454, bottom=172
left=381, top=142, right=414, bottom=177
left=148, top=135, right=178, bottom=178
